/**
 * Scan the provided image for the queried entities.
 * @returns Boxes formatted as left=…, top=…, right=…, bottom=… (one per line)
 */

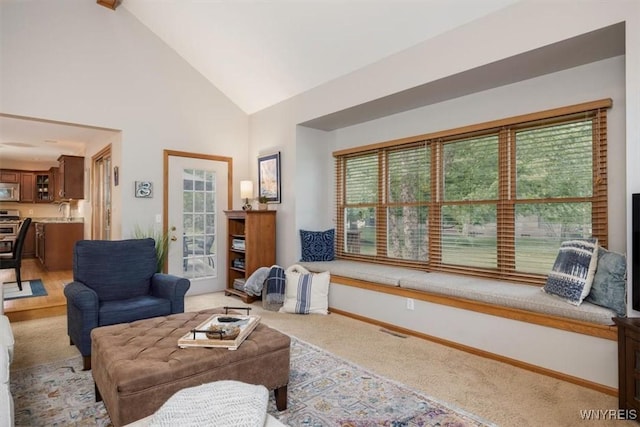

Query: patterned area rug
left=269, top=339, right=493, bottom=426
left=10, top=337, right=494, bottom=426
left=3, top=279, right=47, bottom=300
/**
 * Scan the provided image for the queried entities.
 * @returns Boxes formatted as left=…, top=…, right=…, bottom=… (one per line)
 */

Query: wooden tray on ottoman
left=177, top=314, right=261, bottom=350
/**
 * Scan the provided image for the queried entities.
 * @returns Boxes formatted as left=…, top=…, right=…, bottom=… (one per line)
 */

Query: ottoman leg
left=95, top=383, right=103, bottom=402
left=83, top=355, right=91, bottom=371
left=274, top=385, right=288, bottom=411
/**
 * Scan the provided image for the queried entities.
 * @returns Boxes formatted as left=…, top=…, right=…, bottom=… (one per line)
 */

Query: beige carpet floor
left=10, top=292, right=625, bottom=426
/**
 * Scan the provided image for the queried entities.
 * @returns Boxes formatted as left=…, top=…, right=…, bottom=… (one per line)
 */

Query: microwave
left=0, top=183, right=20, bottom=202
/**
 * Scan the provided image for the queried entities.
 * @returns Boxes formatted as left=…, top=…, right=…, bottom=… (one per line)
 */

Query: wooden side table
left=614, top=317, right=640, bottom=412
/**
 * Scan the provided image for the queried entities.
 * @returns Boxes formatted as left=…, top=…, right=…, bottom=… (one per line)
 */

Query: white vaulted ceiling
left=122, top=0, right=520, bottom=114
left=2, top=0, right=520, bottom=164
left=2, top=1, right=626, bottom=162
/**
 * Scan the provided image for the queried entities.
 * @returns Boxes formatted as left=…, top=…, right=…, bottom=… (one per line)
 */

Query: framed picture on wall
left=135, top=181, right=153, bottom=198
left=258, top=152, right=281, bottom=203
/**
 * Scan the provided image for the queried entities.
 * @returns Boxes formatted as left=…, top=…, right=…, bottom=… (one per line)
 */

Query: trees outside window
left=334, top=100, right=610, bottom=283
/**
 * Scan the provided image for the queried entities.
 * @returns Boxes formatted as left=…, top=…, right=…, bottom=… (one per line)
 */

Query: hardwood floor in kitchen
left=1, top=258, right=70, bottom=322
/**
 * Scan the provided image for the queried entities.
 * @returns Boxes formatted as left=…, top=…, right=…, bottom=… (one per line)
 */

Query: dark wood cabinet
left=19, top=172, right=35, bottom=203
left=55, top=155, right=84, bottom=200
left=614, top=317, right=640, bottom=413
left=0, top=169, right=20, bottom=183
left=35, top=222, right=83, bottom=270
left=35, top=223, right=45, bottom=265
left=224, top=210, right=276, bottom=303
left=23, top=221, right=36, bottom=259
left=1, top=162, right=82, bottom=203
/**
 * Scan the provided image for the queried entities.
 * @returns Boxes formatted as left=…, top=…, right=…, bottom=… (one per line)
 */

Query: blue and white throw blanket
left=265, top=265, right=286, bottom=305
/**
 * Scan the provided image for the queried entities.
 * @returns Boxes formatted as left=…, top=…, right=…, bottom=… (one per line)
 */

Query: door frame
left=91, top=144, right=112, bottom=240
left=163, top=149, right=233, bottom=273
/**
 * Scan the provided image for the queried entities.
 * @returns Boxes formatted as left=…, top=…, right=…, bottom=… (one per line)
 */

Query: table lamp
left=240, top=180, right=253, bottom=211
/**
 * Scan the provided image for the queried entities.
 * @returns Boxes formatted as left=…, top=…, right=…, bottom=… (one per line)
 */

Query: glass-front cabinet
left=35, top=172, right=53, bottom=202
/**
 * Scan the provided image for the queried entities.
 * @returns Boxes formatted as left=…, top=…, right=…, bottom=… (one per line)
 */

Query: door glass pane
left=182, top=168, right=216, bottom=279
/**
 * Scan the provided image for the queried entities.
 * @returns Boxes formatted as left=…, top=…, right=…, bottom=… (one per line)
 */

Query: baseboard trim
left=329, top=306, right=618, bottom=397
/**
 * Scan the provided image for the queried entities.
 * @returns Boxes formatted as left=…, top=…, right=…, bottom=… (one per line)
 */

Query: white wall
left=332, top=56, right=627, bottom=253
left=0, top=0, right=249, bottom=238
left=251, top=1, right=638, bottom=267
left=248, top=0, right=640, bottom=387
left=294, top=126, right=334, bottom=231
left=248, top=101, right=298, bottom=264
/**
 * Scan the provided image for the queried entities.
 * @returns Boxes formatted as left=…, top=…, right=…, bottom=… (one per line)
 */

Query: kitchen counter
left=35, top=221, right=84, bottom=270
left=31, top=217, right=84, bottom=223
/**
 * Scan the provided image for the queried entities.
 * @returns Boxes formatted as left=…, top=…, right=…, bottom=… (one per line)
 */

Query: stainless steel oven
left=0, top=222, right=19, bottom=236
left=0, top=236, right=14, bottom=254
left=0, top=209, right=21, bottom=254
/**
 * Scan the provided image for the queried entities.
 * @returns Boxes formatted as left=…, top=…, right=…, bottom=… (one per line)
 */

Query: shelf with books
left=224, top=210, right=276, bottom=303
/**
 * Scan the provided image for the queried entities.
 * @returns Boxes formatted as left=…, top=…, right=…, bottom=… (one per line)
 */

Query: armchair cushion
left=73, top=239, right=158, bottom=301
left=100, top=296, right=171, bottom=327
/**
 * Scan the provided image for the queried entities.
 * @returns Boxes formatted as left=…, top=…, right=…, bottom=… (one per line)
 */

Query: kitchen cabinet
left=0, top=170, right=20, bottom=183
left=35, top=172, right=53, bottom=203
left=19, top=172, right=35, bottom=203
left=23, top=221, right=36, bottom=258
left=54, top=155, right=84, bottom=200
left=224, top=210, right=276, bottom=303
left=36, top=222, right=83, bottom=270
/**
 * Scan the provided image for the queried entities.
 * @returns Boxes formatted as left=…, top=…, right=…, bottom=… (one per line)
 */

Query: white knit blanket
left=149, top=380, right=268, bottom=427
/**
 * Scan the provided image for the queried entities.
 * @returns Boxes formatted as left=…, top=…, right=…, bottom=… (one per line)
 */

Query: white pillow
left=542, top=238, right=599, bottom=306
left=150, top=380, right=268, bottom=427
left=280, top=264, right=330, bottom=315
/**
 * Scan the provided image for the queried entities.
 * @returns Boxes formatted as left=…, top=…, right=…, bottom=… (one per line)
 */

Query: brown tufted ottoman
left=90, top=308, right=290, bottom=427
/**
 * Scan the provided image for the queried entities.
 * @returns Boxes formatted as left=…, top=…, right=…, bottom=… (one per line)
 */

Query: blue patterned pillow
left=585, top=247, right=627, bottom=317
left=300, top=229, right=335, bottom=262
left=543, top=238, right=598, bottom=306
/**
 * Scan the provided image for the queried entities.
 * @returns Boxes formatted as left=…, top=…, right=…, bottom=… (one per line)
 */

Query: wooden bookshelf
left=224, top=210, right=276, bottom=303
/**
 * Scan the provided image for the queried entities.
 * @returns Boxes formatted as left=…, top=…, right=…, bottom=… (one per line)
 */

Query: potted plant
left=258, top=195, right=269, bottom=210
left=132, top=225, right=169, bottom=272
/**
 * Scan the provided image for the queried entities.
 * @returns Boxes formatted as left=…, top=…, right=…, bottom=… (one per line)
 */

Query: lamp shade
left=240, top=180, right=253, bottom=199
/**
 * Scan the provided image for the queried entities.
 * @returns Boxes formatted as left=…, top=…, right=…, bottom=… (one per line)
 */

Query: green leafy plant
left=258, top=195, right=268, bottom=204
left=132, top=225, right=169, bottom=273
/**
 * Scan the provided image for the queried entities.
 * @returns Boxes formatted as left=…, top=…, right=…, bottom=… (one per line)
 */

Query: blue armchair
left=64, top=238, right=190, bottom=370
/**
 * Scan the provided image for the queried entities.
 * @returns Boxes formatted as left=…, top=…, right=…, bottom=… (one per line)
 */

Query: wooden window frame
left=334, top=99, right=612, bottom=284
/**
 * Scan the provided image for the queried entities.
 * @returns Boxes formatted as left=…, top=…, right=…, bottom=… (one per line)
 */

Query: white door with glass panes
left=167, top=155, right=229, bottom=295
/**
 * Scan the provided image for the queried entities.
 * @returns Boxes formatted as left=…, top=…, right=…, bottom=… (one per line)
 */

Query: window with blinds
left=387, top=143, right=430, bottom=261
left=334, top=99, right=610, bottom=284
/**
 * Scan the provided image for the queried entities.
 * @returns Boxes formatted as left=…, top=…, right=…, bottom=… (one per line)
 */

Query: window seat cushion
left=299, top=261, right=617, bottom=326
left=399, top=272, right=616, bottom=325
left=298, top=260, right=410, bottom=287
